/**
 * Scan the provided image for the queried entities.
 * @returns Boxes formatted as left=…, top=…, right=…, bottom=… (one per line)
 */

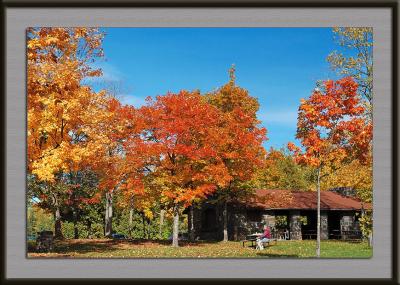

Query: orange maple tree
left=206, top=66, right=267, bottom=241
left=288, top=76, right=372, bottom=256
left=140, top=90, right=231, bottom=247
left=86, top=97, right=156, bottom=237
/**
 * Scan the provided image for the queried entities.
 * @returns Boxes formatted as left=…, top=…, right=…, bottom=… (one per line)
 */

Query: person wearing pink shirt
left=256, top=225, right=271, bottom=250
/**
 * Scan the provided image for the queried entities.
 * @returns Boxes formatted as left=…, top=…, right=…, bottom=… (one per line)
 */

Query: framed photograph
left=3, top=0, right=398, bottom=282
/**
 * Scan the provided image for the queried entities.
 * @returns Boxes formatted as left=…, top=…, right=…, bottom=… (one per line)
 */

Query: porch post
left=289, top=210, right=302, bottom=240
left=340, top=211, right=355, bottom=240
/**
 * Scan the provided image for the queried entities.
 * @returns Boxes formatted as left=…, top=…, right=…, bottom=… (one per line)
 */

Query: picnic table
left=241, top=233, right=262, bottom=248
left=241, top=233, right=277, bottom=248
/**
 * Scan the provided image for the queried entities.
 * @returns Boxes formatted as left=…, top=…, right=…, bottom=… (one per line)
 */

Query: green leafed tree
left=327, top=27, right=373, bottom=116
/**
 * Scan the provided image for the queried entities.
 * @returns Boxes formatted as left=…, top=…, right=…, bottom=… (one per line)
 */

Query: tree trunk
left=316, top=167, right=321, bottom=257
left=72, top=172, right=79, bottom=239
left=73, top=208, right=79, bottom=239
left=73, top=222, right=79, bottom=239
left=53, top=192, right=64, bottom=240
left=172, top=205, right=179, bottom=247
left=129, top=208, right=134, bottom=238
left=142, top=213, right=146, bottom=239
left=159, top=209, right=165, bottom=239
left=368, top=232, right=373, bottom=247
left=73, top=220, right=79, bottom=239
left=146, top=219, right=150, bottom=240
left=223, top=201, right=228, bottom=242
left=104, top=191, right=113, bottom=237
left=86, top=221, right=92, bottom=239
left=189, top=205, right=195, bottom=242
left=129, top=196, right=134, bottom=238
left=54, top=205, right=64, bottom=240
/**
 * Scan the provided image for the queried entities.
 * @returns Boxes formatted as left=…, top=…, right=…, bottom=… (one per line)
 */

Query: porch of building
left=261, top=209, right=362, bottom=241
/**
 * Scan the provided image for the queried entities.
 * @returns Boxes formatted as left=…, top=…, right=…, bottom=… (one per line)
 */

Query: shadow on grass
left=27, top=238, right=225, bottom=255
left=255, top=252, right=300, bottom=258
left=123, top=239, right=221, bottom=247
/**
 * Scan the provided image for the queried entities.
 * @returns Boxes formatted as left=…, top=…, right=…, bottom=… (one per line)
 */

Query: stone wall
left=231, top=208, right=248, bottom=240
left=320, top=211, right=329, bottom=240
left=340, top=211, right=360, bottom=239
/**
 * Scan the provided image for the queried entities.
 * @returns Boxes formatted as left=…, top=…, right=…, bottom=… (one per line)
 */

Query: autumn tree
left=205, top=66, right=267, bottom=241
left=288, top=77, right=371, bottom=257
left=27, top=203, right=54, bottom=238
left=140, top=90, right=231, bottom=247
left=251, top=147, right=315, bottom=190
left=321, top=157, right=373, bottom=244
left=86, top=97, right=151, bottom=237
left=27, top=27, right=106, bottom=238
left=327, top=28, right=373, bottom=116
left=58, top=170, right=101, bottom=239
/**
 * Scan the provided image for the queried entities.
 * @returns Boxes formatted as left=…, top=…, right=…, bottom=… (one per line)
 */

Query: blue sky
left=90, top=28, right=340, bottom=150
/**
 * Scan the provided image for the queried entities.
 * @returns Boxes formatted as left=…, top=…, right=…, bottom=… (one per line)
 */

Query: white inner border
left=6, top=7, right=392, bottom=279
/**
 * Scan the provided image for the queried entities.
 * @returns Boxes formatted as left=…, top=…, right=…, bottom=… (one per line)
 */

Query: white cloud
left=257, top=109, right=298, bottom=126
left=100, top=63, right=124, bottom=82
left=119, top=94, right=148, bottom=108
left=84, top=62, right=125, bottom=84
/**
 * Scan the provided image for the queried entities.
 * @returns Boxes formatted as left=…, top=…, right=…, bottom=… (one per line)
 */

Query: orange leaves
left=287, top=142, right=300, bottom=153
left=292, top=76, right=372, bottom=171
left=206, top=75, right=268, bottom=192
left=297, top=77, right=363, bottom=134
left=136, top=79, right=266, bottom=208
left=139, top=90, right=232, bottom=206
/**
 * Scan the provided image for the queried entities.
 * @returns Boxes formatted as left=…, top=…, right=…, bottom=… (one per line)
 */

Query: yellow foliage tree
left=27, top=27, right=108, bottom=238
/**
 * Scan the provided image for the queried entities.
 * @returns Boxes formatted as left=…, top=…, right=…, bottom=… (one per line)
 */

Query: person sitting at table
left=256, top=225, right=271, bottom=250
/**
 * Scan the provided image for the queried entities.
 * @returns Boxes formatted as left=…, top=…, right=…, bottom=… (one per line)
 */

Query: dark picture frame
left=1, top=0, right=398, bottom=283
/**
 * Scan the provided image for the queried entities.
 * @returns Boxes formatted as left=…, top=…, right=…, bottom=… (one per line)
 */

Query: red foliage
left=289, top=77, right=372, bottom=167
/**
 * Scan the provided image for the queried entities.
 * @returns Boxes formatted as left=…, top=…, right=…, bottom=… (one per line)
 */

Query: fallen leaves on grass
left=27, top=239, right=372, bottom=259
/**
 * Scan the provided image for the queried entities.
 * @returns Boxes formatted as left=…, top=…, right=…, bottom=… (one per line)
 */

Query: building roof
left=249, top=189, right=371, bottom=211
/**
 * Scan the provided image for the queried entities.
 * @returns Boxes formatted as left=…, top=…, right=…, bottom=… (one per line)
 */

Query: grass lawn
left=27, top=239, right=372, bottom=258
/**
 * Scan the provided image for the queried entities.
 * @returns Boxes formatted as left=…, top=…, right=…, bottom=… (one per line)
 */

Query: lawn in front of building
left=27, top=239, right=372, bottom=258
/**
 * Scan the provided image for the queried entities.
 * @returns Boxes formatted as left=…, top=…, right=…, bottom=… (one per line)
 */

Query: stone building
left=188, top=188, right=371, bottom=241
